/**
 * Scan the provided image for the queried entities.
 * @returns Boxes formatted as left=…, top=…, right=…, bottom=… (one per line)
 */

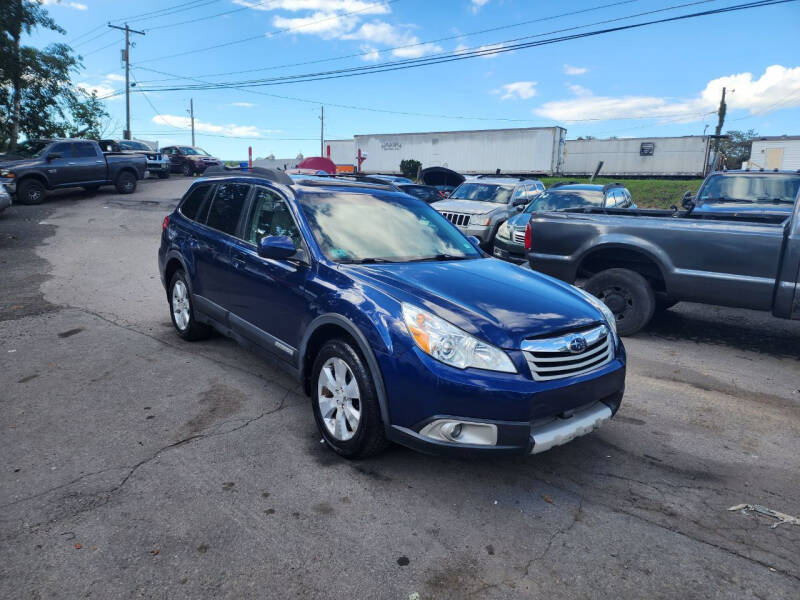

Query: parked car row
left=0, top=138, right=225, bottom=207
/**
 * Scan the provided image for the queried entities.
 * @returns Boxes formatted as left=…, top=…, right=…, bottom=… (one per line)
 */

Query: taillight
left=162, top=215, right=170, bottom=231
left=524, top=222, right=532, bottom=251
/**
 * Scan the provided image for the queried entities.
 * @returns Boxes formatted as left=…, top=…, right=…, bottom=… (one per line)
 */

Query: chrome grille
left=521, top=324, right=613, bottom=381
left=513, top=228, right=526, bottom=244
left=440, top=212, right=471, bottom=227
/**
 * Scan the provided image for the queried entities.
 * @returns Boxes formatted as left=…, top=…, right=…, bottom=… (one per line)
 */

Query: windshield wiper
left=405, top=254, right=472, bottom=262
left=704, top=196, right=753, bottom=204
left=338, top=257, right=397, bottom=264
left=756, top=197, right=794, bottom=204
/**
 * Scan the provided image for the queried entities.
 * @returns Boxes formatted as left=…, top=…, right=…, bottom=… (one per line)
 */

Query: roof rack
left=601, top=182, right=624, bottom=192
left=549, top=181, right=581, bottom=188
left=203, top=165, right=294, bottom=186
left=475, top=174, right=526, bottom=181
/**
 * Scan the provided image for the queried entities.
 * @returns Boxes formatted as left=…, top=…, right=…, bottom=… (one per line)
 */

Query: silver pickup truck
left=526, top=199, right=800, bottom=335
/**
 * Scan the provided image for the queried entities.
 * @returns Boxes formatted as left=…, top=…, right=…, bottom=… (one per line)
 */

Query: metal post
left=190, top=98, right=195, bottom=146
left=320, top=106, right=324, bottom=156
left=109, top=23, right=144, bottom=140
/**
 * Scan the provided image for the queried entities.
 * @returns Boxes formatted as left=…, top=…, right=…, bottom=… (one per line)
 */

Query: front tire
left=115, top=171, right=137, bottom=194
left=181, top=163, right=193, bottom=177
left=311, top=339, right=389, bottom=459
left=584, top=268, right=655, bottom=336
left=168, top=270, right=212, bottom=341
left=17, top=179, right=47, bottom=205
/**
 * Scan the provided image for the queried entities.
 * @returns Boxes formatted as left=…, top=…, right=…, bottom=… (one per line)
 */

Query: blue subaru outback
left=158, top=168, right=626, bottom=458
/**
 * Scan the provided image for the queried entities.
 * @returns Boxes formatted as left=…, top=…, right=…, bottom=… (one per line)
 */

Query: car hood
left=0, top=157, right=38, bottom=169
left=431, top=199, right=503, bottom=215
left=505, top=212, right=532, bottom=228
left=346, top=258, right=603, bottom=349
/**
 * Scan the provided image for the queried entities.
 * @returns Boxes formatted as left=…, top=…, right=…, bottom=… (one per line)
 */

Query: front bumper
left=493, top=235, right=526, bottom=263
left=382, top=341, right=626, bottom=456
left=453, top=223, right=490, bottom=242
left=0, top=190, right=11, bottom=212
left=147, top=160, right=170, bottom=173
left=2, top=180, right=16, bottom=195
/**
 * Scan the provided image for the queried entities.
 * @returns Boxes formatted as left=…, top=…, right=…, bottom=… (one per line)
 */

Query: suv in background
left=99, top=139, right=170, bottom=179
left=431, top=176, right=545, bottom=247
left=158, top=170, right=625, bottom=459
left=690, top=170, right=800, bottom=216
left=494, top=183, right=635, bottom=263
left=397, top=183, right=443, bottom=203
left=161, top=145, right=222, bottom=176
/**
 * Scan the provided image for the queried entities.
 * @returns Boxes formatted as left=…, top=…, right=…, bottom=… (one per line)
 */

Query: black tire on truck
left=17, top=179, right=47, bottom=205
left=181, top=163, right=193, bottom=177
left=584, top=268, right=655, bottom=336
left=115, top=171, right=137, bottom=194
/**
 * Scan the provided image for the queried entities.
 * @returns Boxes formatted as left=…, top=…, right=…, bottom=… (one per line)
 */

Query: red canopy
left=297, top=156, right=336, bottom=174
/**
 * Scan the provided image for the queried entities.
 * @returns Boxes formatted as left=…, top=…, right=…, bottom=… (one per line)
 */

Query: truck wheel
left=17, top=179, right=47, bottom=205
left=311, top=339, right=389, bottom=459
left=115, top=171, right=137, bottom=194
left=181, top=163, right=193, bottom=177
left=584, top=268, right=655, bottom=336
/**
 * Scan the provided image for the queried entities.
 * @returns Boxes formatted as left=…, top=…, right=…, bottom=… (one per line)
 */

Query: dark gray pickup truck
left=0, top=138, right=147, bottom=205
left=526, top=199, right=800, bottom=335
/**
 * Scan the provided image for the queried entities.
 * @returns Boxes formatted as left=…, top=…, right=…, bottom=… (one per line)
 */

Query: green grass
left=540, top=177, right=704, bottom=209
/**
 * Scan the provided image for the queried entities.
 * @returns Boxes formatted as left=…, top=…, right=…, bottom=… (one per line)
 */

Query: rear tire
left=311, top=339, right=389, bottom=459
left=17, top=179, right=47, bottom=205
left=168, top=270, right=212, bottom=341
left=584, top=268, right=655, bottom=336
left=115, top=171, right=137, bottom=194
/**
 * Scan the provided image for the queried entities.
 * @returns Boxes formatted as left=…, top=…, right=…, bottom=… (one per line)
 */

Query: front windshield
left=525, top=190, right=604, bottom=213
left=449, top=182, right=515, bottom=204
left=119, top=141, right=151, bottom=151
left=298, top=192, right=482, bottom=263
left=699, top=174, right=800, bottom=204
left=181, top=147, right=210, bottom=156
left=5, top=140, right=50, bottom=158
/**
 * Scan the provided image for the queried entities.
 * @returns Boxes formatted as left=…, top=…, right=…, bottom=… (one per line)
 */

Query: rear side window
left=73, top=142, right=99, bottom=158
left=206, top=183, right=250, bottom=236
left=179, top=184, right=214, bottom=223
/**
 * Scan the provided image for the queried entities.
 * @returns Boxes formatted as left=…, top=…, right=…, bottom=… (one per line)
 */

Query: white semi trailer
left=353, top=127, right=567, bottom=175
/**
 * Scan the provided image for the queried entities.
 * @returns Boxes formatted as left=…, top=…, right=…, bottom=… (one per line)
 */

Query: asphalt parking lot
left=1, top=177, right=799, bottom=599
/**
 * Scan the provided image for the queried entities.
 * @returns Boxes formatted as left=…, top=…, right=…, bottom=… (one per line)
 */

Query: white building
left=748, top=136, right=800, bottom=170
left=324, top=139, right=356, bottom=169
left=563, top=136, right=711, bottom=177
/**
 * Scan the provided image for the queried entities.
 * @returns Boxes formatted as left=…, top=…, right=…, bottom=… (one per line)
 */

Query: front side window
left=299, top=192, right=481, bottom=263
left=206, top=183, right=250, bottom=236
left=179, top=184, right=214, bottom=222
left=181, top=147, right=210, bottom=156
left=50, top=143, right=72, bottom=158
left=246, top=187, right=303, bottom=249
left=449, top=182, right=515, bottom=204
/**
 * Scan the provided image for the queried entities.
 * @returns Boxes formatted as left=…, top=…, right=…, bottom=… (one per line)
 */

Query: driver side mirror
left=681, top=190, right=694, bottom=209
left=514, top=203, right=525, bottom=211
left=467, top=235, right=482, bottom=248
left=47, top=152, right=62, bottom=161
left=258, top=235, right=296, bottom=260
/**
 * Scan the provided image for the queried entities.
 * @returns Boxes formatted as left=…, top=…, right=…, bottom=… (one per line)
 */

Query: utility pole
left=712, top=86, right=727, bottom=167
left=190, top=99, right=195, bottom=146
left=320, top=106, right=324, bottom=156
left=109, top=23, right=145, bottom=140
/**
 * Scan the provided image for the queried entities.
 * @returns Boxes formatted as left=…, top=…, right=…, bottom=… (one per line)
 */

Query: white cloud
left=41, top=0, right=87, bottom=10
left=234, top=0, right=389, bottom=14
left=152, top=115, right=264, bottom=138
left=535, top=65, right=800, bottom=123
left=105, top=73, right=125, bottom=82
left=77, top=82, right=117, bottom=98
left=229, top=102, right=257, bottom=108
left=567, top=83, right=591, bottom=97
left=563, top=64, right=588, bottom=75
left=360, top=45, right=380, bottom=61
left=470, top=0, right=490, bottom=13
left=456, top=42, right=508, bottom=59
left=273, top=11, right=357, bottom=38
left=493, top=81, right=537, bottom=100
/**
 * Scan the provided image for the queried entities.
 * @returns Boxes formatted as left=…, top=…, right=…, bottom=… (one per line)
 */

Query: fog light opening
left=419, top=420, right=498, bottom=446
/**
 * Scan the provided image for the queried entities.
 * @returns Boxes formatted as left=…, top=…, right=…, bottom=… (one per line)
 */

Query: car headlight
left=572, top=285, right=618, bottom=339
left=496, top=221, right=511, bottom=240
left=402, top=303, right=517, bottom=373
left=472, top=213, right=492, bottom=227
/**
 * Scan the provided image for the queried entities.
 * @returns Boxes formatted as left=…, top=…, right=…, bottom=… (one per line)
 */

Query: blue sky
left=34, top=0, right=800, bottom=159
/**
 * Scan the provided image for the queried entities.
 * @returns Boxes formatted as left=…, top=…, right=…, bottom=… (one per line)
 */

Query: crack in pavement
left=521, top=496, right=585, bottom=579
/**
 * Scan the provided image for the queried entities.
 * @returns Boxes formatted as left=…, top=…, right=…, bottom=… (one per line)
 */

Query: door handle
left=232, top=253, right=247, bottom=268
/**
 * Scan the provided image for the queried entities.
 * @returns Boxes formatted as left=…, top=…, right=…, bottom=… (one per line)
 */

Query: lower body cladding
left=382, top=343, right=626, bottom=456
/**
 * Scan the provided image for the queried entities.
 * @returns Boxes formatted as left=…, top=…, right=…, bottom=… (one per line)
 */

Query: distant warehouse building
left=563, top=136, right=712, bottom=177
left=349, top=127, right=567, bottom=176
left=748, top=136, right=800, bottom=170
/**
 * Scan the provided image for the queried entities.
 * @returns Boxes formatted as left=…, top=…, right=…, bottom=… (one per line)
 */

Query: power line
left=135, top=0, right=640, bottom=71
left=145, top=0, right=283, bottom=32
left=135, top=0, right=402, bottom=64
left=134, top=1, right=795, bottom=91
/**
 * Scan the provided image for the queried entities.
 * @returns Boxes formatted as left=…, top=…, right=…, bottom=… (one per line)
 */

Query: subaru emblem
left=568, top=336, right=587, bottom=354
